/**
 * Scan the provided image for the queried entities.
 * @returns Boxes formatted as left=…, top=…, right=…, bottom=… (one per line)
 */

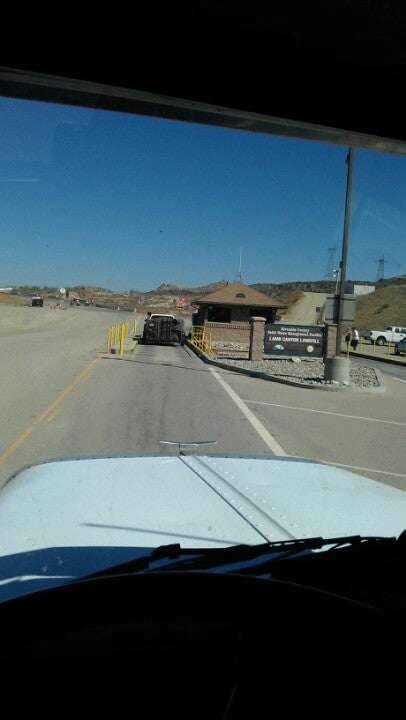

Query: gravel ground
left=208, top=352, right=381, bottom=388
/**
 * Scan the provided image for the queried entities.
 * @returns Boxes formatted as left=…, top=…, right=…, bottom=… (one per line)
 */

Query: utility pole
left=335, top=147, right=354, bottom=356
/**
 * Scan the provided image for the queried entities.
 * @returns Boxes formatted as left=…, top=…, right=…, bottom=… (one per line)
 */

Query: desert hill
left=2, top=277, right=405, bottom=329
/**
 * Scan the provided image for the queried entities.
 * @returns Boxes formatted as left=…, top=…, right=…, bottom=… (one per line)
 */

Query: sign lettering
left=264, top=323, right=325, bottom=357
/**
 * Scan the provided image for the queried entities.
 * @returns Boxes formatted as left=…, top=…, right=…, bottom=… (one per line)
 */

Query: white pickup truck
left=363, top=325, right=406, bottom=346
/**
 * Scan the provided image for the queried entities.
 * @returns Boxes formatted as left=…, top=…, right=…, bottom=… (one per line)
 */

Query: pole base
left=324, top=356, right=350, bottom=383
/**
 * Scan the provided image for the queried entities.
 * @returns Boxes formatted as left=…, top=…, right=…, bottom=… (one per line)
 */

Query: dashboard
left=0, top=569, right=399, bottom=717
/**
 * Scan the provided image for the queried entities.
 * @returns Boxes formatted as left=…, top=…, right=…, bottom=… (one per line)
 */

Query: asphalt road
left=0, top=305, right=404, bottom=492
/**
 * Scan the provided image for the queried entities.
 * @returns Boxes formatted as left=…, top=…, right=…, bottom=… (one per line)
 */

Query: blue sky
left=1, top=96, right=405, bottom=292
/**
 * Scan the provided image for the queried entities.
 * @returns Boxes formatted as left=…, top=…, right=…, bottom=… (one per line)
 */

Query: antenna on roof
left=233, top=246, right=243, bottom=283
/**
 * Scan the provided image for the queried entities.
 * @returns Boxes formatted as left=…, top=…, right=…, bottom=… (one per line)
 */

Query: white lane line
left=244, top=400, right=406, bottom=427
left=389, top=376, right=406, bottom=384
left=305, top=458, right=406, bottom=480
left=209, top=367, right=287, bottom=456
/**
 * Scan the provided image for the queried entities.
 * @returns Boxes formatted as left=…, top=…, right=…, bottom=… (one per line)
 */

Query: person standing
left=350, top=326, right=359, bottom=350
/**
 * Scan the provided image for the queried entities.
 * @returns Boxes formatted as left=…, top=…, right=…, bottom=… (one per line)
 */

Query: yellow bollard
left=119, top=323, right=125, bottom=355
left=106, top=327, right=112, bottom=353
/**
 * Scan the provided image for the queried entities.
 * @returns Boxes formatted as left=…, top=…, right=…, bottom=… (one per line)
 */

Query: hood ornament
left=159, top=440, right=217, bottom=456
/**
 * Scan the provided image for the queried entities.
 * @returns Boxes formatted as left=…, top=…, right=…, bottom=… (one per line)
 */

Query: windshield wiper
left=153, top=535, right=397, bottom=573
left=77, top=534, right=397, bottom=581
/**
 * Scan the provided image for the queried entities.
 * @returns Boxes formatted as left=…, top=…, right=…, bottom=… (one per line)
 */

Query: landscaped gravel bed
left=209, top=353, right=380, bottom=388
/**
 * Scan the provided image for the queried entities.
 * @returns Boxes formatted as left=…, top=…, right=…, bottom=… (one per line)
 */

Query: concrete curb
left=110, top=339, right=138, bottom=354
left=186, top=341, right=386, bottom=393
left=341, top=349, right=405, bottom=366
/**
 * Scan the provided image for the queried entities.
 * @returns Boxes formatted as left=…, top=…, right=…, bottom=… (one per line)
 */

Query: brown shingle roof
left=196, top=282, right=285, bottom=308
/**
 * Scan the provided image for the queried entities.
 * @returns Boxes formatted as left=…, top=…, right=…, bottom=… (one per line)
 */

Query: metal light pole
left=335, top=147, right=354, bottom=356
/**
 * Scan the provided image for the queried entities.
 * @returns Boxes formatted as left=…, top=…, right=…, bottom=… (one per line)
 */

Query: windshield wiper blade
left=78, top=536, right=329, bottom=580
left=155, top=535, right=395, bottom=573
left=74, top=535, right=396, bottom=582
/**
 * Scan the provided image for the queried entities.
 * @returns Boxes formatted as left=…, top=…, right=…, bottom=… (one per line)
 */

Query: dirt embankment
left=281, top=292, right=327, bottom=324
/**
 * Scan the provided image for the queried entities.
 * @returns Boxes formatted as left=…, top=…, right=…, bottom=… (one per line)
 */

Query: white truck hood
left=0, top=454, right=404, bottom=556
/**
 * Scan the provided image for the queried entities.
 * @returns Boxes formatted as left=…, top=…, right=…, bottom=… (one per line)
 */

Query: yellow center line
left=46, top=406, right=62, bottom=422
left=0, top=356, right=100, bottom=465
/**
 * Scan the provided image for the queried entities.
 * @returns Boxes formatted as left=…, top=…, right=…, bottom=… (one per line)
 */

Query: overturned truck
left=141, top=313, right=186, bottom=346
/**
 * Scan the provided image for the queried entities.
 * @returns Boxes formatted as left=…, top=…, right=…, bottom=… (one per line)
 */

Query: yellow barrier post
left=119, top=323, right=125, bottom=354
left=106, top=327, right=112, bottom=353
left=106, top=323, right=134, bottom=353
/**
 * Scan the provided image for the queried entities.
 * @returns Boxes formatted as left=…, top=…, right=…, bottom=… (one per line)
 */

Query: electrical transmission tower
left=233, top=247, right=243, bottom=283
left=375, top=256, right=385, bottom=282
left=324, top=246, right=337, bottom=280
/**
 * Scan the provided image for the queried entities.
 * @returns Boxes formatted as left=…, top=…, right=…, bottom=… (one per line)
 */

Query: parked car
left=31, top=296, right=44, bottom=307
left=394, top=336, right=406, bottom=355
